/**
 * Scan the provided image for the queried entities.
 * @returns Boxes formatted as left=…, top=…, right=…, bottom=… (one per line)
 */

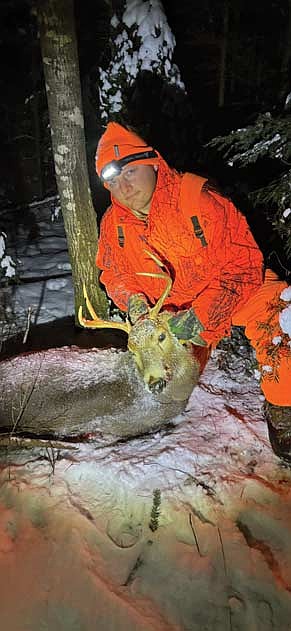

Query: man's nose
left=119, top=175, right=133, bottom=195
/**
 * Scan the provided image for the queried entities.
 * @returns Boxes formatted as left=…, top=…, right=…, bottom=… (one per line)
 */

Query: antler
left=78, top=250, right=172, bottom=331
left=137, top=250, right=172, bottom=319
left=78, top=284, right=131, bottom=333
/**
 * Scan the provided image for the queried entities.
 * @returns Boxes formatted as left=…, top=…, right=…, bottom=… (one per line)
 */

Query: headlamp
left=100, top=150, right=158, bottom=182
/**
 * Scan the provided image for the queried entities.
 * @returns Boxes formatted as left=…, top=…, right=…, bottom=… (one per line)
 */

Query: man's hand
left=168, top=308, right=207, bottom=346
left=128, top=293, right=149, bottom=324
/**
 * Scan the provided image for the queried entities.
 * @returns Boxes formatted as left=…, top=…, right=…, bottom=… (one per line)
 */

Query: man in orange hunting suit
left=95, top=122, right=291, bottom=461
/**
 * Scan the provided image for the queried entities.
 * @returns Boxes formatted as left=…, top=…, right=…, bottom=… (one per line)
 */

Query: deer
left=77, top=251, right=208, bottom=406
left=0, top=253, right=207, bottom=443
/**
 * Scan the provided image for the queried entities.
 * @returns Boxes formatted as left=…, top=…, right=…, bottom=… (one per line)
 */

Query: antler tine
left=136, top=249, right=172, bottom=319
left=78, top=284, right=131, bottom=334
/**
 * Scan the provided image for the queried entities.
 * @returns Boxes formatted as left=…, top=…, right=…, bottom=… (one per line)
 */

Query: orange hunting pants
left=232, top=269, right=291, bottom=406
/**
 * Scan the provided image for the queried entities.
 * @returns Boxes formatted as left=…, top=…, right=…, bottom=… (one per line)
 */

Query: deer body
left=0, top=320, right=200, bottom=441
left=0, top=254, right=204, bottom=441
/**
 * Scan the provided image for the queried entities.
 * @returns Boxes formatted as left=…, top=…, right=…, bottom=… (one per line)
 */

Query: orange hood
left=95, top=122, right=160, bottom=178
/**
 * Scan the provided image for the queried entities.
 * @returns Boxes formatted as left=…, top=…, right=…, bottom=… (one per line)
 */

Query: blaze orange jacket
left=96, top=157, right=264, bottom=345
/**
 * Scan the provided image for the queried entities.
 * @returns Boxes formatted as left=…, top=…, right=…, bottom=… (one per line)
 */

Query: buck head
left=126, top=313, right=202, bottom=402
left=78, top=253, right=205, bottom=403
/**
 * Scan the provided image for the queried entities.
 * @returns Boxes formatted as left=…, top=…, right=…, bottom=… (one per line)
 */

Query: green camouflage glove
left=168, top=308, right=207, bottom=346
left=128, top=293, right=149, bottom=324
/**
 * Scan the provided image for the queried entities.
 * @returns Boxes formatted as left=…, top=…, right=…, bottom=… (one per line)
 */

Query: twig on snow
left=22, top=305, right=33, bottom=344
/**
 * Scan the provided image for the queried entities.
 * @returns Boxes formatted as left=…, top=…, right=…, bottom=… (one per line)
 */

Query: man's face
left=105, top=164, right=157, bottom=219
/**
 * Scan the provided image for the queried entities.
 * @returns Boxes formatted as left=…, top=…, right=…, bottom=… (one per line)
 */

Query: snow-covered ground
left=1, top=202, right=291, bottom=630
left=1, top=197, right=74, bottom=340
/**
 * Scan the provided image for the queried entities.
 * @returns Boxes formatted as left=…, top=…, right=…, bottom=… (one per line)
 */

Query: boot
left=264, top=401, right=291, bottom=463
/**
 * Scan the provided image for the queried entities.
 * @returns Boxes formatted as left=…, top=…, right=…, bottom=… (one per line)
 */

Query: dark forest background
left=0, top=0, right=290, bottom=275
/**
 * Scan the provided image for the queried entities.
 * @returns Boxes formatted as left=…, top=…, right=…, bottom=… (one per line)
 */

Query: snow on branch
left=98, top=0, right=184, bottom=122
left=208, top=113, right=290, bottom=167
left=0, top=232, right=16, bottom=280
left=206, top=112, right=291, bottom=259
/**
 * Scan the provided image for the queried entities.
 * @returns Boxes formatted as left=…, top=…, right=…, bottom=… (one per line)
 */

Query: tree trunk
left=218, top=0, right=229, bottom=108
left=31, top=40, right=44, bottom=200
left=278, top=0, right=291, bottom=106
left=37, top=0, right=109, bottom=321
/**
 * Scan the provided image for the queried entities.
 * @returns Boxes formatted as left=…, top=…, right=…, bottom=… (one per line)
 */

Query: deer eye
left=158, top=332, right=166, bottom=342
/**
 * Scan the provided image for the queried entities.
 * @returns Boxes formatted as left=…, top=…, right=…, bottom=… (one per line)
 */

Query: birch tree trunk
left=37, top=0, right=108, bottom=321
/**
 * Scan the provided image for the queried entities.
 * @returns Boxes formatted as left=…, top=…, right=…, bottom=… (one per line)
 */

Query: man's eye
left=124, top=168, right=135, bottom=179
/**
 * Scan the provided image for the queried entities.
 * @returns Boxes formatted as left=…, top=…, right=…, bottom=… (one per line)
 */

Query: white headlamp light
left=100, top=150, right=158, bottom=182
left=101, top=163, right=120, bottom=181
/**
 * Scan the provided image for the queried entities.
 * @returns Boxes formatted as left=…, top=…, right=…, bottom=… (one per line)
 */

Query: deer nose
left=148, top=377, right=167, bottom=394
